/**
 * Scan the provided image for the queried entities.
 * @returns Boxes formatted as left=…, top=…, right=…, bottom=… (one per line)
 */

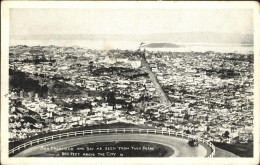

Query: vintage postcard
left=1, top=1, right=259, bottom=165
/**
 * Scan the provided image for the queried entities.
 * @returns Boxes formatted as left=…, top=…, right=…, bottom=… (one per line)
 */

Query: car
left=188, top=139, right=199, bottom=147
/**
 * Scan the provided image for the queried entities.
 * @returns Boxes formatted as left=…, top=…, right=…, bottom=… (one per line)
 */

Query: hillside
left=212, top=142, right=253, bottom=157
left=10, top=32, right=253, bottom=44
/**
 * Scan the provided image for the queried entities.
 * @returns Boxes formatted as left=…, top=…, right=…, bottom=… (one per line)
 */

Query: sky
left=10, top=8, right=253, bottom=36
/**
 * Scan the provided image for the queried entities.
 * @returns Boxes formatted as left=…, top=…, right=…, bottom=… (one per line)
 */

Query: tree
left=205, top=115, right=209, bottom=121
left=127, top=103, right=133, bottom=111
left=89, top=61, right=94, bottom=73
left=41, top=84, right=48, bottom=94
left=89, top=103, right=93, bottom=113
left=186, top=130, right=191, bottom=134
left=51, top=97, right=55, bottom=103
left=223, top=131, right=230, bottom=138
left=107, top=91, right=116, bottom=109
left=207, top=126, right=210, bottom=132
left=184, top=112, right=190, bottom=120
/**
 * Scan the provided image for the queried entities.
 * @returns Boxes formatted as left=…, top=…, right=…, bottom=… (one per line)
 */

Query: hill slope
left=213, top=142, right=253, bottom=157
left=11, top=32, right=253, bottom=44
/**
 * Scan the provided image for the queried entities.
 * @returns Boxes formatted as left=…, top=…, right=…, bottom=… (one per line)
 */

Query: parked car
left=188, top=139, right=199, bottom=147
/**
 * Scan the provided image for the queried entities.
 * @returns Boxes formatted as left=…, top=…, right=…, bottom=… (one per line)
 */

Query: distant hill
left=142, top=43, right=182, bottom=48
left=11, top=32, right=253, bottom=44
left=147, top=32, right=253, bottom=44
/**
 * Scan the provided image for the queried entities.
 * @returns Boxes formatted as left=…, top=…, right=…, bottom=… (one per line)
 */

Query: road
left=141, top=50, right=171, bottom=106
left=15, top=134, right=211, bottom=157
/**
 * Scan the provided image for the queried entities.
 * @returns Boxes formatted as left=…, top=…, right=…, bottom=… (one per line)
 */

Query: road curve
left=15, top=134, right=211, bottom=157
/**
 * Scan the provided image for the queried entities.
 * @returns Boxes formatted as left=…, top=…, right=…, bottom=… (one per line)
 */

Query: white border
left=1, top=1, right=260, bottom=165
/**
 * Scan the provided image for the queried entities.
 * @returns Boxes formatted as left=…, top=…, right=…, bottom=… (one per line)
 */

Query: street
left=141, top=50, right=171, bottom=106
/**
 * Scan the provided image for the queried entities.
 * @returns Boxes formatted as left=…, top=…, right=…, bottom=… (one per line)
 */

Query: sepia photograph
left=1, top=1, right=259, bottom=165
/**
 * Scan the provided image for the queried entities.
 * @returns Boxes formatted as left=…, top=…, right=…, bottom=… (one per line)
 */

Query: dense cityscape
left=9, top=44, right=254, bottom=148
